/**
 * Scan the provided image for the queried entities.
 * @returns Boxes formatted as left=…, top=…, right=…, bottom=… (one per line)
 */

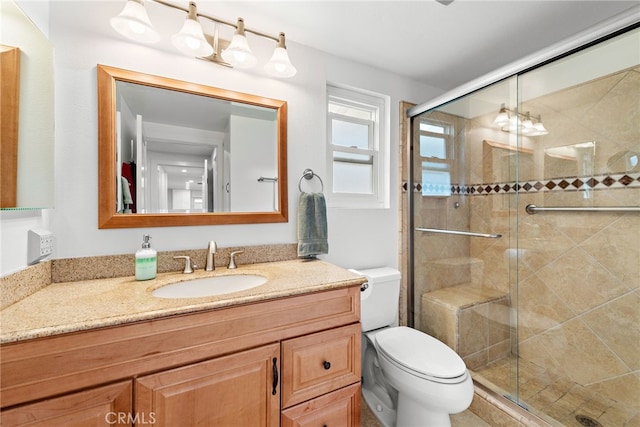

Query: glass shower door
left=509, top=27, right=640, bottom=426
left=410, top=76, right=521, bottom=404
left=410, top=25, right=639, bottom=426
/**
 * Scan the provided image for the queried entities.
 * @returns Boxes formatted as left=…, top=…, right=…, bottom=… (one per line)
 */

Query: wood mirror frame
left=1, top=46, right=20, bottom=208
left=97, top=65, right=288, bottom=229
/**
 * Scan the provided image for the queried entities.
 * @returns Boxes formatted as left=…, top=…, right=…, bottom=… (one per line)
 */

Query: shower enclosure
left=406, top=22, right=639, bottom=426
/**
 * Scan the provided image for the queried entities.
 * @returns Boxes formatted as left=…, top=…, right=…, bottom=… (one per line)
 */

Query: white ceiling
left=177, top=0, right=639, bottom=90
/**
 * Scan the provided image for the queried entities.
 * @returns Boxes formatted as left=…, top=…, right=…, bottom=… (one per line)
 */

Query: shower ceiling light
left=493, top=105, right=548, bottom=136
left=110, top=0, right=297, bottom=78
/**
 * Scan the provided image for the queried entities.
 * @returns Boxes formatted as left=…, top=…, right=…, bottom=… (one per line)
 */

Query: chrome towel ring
left=298, top=168, right=324, bottom=193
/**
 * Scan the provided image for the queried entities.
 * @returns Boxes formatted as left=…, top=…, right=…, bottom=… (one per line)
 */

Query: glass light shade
left=505, top=116, right=521, bottom=132
left=531, top=122, right=549, bottom=136
left=521, top=118, right=534, bottom=134
left=222, top=33, right=257, bottom=68
left=493, top=111, right=509, bottom=127
left=171, top=18, right=213, bottom=57
left=110, top=0, right=160, bottom=43
left=264, top=47, right=297, bottom=78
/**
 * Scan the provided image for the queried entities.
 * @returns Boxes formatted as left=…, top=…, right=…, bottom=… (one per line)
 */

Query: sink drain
left=575, top=415, right=602, bottom=427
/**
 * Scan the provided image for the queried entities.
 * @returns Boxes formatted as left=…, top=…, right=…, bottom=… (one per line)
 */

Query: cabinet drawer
left=282, top=323, right=361, bottom=408
left=282, top=383, right=361, bottom=427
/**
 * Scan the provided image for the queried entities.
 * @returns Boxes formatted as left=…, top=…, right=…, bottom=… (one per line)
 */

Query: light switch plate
left=28, top=229, right=54, bottom=265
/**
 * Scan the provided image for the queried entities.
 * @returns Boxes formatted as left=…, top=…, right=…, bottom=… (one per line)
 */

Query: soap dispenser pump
left=135, top=234, right=157, bottom=281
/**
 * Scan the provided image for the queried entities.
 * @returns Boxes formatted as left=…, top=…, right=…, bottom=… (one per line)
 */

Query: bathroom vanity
left=0, top=260, right=365, bottom=426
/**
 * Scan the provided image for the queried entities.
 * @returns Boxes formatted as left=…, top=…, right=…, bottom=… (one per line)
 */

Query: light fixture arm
left=186, top=1, right=198, bottom=21
left=150, top=0, right=279, bottom=42
left=499, top=106, right=542, bottom=123
left=277, top=32, right=287, bottom=49
left=493, top=105, right=548, bottom=136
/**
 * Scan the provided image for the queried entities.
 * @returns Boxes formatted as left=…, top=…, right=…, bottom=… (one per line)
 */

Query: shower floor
left=473, top=358, right=640, bottom=427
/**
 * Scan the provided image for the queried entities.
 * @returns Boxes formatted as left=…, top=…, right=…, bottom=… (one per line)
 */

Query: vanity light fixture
left=221, top=18, right=257, bottom=68
left=493, top=104, right=548, bottom=136
left=171, top=2, right=213, bottom=57
left=110, top=0, right=297, bottom=78
left=110, top=0, right=161, bottom=43
left=264, top=32, right=297, bottom=78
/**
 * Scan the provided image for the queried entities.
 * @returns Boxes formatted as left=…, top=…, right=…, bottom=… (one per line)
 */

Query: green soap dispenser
left=135, top=234, right=157, bottom=281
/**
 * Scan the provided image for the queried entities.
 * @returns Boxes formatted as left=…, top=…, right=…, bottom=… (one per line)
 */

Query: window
left=326, top=84, right=389, bottom=208
left=419, top=119, right=453, bottom=196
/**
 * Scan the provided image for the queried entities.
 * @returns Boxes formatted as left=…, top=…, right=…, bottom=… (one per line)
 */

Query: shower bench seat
left=420, top=284, right=510, bottom=371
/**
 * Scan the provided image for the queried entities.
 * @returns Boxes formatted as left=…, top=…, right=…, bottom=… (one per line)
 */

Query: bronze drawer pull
left=323, top=361, right=331, bottom=370
left=272, top=357, right=278, bottom=395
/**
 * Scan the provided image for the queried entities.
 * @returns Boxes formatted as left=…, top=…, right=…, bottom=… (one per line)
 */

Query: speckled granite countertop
left=0, top=260, right=366, bottom=344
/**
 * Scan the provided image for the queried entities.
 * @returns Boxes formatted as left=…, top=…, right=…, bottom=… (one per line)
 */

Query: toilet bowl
left=353, top=267, right=474, bottom=427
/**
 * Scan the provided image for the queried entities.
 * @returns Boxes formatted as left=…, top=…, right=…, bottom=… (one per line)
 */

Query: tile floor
left=361, top=400, right=490, bottom=427
left=361, top=355, right=640, bottom=427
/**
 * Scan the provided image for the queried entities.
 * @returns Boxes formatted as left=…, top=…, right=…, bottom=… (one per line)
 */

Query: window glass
left=326, top=84, right=389, bottom=208
left=333, top=162, right=373, bottom=194
left=329, top=103, right=373, bottom=121
left=419, top=118, right=453, bottom=197
left=422, top=166, right=452, bottom=196
left=420, top=135, right=447, bottom=159
left=331, top=119, right=370, bottom=149
left=420, top=122, right=446, bottom=134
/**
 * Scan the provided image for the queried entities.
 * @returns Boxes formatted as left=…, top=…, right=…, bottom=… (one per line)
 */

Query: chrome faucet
left=174, top=256, right=195, bottom=274
left=228, top=250, right=244, bottom=269
left=205, top=241, right=217, bottom=271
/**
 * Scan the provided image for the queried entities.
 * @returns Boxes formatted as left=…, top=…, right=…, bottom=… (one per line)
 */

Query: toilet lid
left=375, top=326, right=467, bottom=380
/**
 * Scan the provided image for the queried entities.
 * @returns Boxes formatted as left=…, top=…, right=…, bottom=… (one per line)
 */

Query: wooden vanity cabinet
left=281, top=324, right=362, bottom=427
left=0, top=381, right=133, bottom=426
left=0, top=286, right=361, bottom=426
left=136, top=344, right=280, bottom=426
left=281, top=383, right=361, bottom=427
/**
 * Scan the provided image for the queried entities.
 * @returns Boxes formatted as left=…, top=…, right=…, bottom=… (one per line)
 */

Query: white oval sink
left=152, top=274, right=267, bottom=299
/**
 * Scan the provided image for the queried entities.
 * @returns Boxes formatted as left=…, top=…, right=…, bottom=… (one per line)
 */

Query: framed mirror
left=97, top=65, right=288, bottom=228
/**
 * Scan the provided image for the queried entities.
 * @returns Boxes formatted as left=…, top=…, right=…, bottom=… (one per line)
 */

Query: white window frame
left=326, top=84, right=389, bottom=208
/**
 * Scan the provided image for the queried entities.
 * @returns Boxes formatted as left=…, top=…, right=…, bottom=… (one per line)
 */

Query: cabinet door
left=281, top=383, right=361, bottom=427
left=0, top=381, right=132, bottom=427
left=282, top=323, right=361, bottom=408
left=136, top=343, right=280, bottom=427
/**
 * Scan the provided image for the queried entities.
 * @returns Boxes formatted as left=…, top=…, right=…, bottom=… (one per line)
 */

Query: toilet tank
left=350, top=267, right=401, bottom=332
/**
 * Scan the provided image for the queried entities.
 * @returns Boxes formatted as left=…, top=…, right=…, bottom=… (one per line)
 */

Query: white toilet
left=352, top=267, right=474, bottom=427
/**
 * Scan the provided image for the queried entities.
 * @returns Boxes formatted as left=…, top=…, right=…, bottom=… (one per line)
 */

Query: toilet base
left=362, top=387, right=396, bottom=427
left=396, top=393, right=451, bottom=427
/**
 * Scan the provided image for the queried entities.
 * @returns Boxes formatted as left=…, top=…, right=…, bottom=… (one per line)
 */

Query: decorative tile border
left=405, top=173, right=640, bottom=195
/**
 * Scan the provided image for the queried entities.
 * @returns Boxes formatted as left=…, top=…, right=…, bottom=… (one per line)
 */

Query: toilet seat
left=375, top=326, right=468, bottom=384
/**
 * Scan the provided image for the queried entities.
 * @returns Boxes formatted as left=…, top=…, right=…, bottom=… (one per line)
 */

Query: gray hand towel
left=297, top=192, right=328, bottom=257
